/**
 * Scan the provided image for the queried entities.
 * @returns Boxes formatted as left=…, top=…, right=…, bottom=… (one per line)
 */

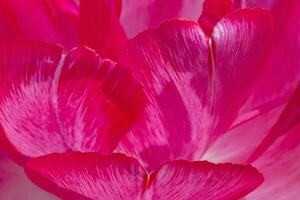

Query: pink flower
left=0, top=0, right=299, bottom=199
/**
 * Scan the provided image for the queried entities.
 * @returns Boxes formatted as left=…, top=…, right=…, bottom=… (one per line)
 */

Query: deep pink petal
left=198, top=0, right=236, bottom=36
left=146, top=161, right=263, bottom=200
left=0, top=150, right=57, bottom=200
left=116, top=20, right=211, bottom=170
left=0, top=0, right=78, bottom=50
left=25, top=152, right=263, bottom=200
left=209, top=9, right=273, bottom=142
left=25, top=153, right=147, bottom=200
left=0, top=41, right=145, bottom=164
left=245, top=123, right=300, bottom=199
left=79, top=0, right=127, bottom=59
left=120, top=0, right=204, bottom=37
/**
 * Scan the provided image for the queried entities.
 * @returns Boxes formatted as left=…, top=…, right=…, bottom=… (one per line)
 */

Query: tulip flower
left=0, top=0, right=299, bottom=199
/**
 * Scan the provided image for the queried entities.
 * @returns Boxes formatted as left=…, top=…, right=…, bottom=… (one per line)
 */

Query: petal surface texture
left=0, top=41, right=145, bottom=164
left=117, top=20, right=211, bottom=170
left=25, top=153, right=147, bottom=200
left=117, top=9, right=273, bottom=170
left=25, top=152, right=263, bottom=200
left=145, top=160, right=263, bottom=200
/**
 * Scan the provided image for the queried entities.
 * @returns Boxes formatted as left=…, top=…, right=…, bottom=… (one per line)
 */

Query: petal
left=198, top=0, right=236, bottom=36
left=79, top=0, right=127, bottom=59
left=25, top=152, right=147, bottom=200
left=203, top=104, right=284, bottom=163
left=210, top=9, right=273, bottom=141
left=0, top=0, right=78, bottom=50
left=0, top=41, right=145, bottom=164
left=116, top=20, right=211, bottom=170
left=145, top=161, right=263, bottom=200
left=235, top=0, right=300, bottom=124
left=0, top=150, right=58, bottom=200
left=248, top=83, right=300, bottom=162
left=245, top=123, right=300, bottom=199
left=25, top=153, right=263, bottom=200
left=120, top=0, right=204, bottom=37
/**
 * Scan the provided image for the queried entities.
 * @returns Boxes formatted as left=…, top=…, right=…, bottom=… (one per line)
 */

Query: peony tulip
left=0, top=0, right=299, bottom=199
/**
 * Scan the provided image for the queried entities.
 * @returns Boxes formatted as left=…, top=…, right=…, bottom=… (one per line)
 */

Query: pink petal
left=25, top=152, right=147, bottom=200
left=245, top=123, right=300, bottom=199
left=25, top=153, right=263, bottom=200
left=117, top=8, right=273, bottom=170
left=116, top=20, right=211, bottom=170
left=203, top=104, right=284, bottom=163
left=0, top=41, right=145, bottom=164
left=145, top=161, right=263, bottom=200
left=234, top=0, right=300, bottom=125
left=198, top=0, right=236, bottom=36
left=0, top=0, right=78, bottom=50
left=248, top=83, right=300, bottom=162
left=210, top=9, right=273, bottom=142
left=79, top=0, right=127, bottom=59
left=120, top=0, right=204, bottom=38
left=0, top=150, right=57, bottom=200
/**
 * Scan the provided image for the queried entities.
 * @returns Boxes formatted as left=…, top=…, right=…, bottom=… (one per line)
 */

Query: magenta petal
left=235, top=0, right=300, bottom=123
left=198, top=0, right=236, bottom=36
left=145, top=161, right=263, bottom=200
left=0, top=151, right=57, bottom=200
left=120, top=0, right=204, bottom=38
left=25, top=153, right=263, bottom=200
left=79, top=0, right=127, bottom=59
left=246, top=123, right=300, bottom=199
left=25, top=152, right=147, bottom=200
left=210, top=9, right=273, bottom=141
left=0, top=41, right=145, bottom=164
left=0, top=0, right=78, bottom=50
left=116, top=20, right=210, bottom=170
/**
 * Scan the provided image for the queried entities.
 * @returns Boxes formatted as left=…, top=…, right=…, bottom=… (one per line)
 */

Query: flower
left=0, top=0, right=299, bottom=199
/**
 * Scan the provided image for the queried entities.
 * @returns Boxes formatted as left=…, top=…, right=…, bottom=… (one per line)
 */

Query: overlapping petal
left=25, top=152, right=263, bottom=200
left=117, top=8, right=273, bottom=170
left=0, top=41, right=145, bottom=165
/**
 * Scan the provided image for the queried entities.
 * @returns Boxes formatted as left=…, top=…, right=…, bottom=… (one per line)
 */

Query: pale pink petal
left=0, top=0, right=78, bottom=50
left=120, top=0, right=204, bottom=37
left=145, top=161, right=263, bottom=200
left=79, top=0, right=127, bottom=59
left=245, top=123, right=300, bottom=199
left=116, top=20, right=211, bottom=170
left=203, top=105, right=284, bottom=163
left=25, top=152, right=147, bottom=200
left=198, top=0, right=236, bottom=36
left=0, top=150, right=57, bottom=200
left=0, top=41, right=145, bottom=164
